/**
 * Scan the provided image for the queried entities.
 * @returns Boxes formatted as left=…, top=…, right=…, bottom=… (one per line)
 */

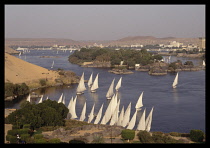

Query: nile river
left=5, top=50, right=205, bottom=133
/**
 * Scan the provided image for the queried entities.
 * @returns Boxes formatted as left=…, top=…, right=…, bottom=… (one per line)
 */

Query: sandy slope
left=5, top=53, right=59, bottom=86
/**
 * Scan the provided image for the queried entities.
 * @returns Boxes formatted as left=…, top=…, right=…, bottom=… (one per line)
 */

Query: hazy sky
left=5, top=5, right=205, bottom=40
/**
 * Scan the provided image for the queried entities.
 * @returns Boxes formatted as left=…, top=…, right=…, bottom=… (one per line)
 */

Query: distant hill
left=5, top=38, right=82, bottom=46
left=105, top=36, right=200, bottom=46
left=5, top=36, right=200, bottom=47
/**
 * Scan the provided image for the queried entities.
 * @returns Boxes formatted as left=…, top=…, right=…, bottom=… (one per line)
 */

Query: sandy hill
left=105, top=36, right=199, bottom=46
left=5, top=53, right=59, bottom=88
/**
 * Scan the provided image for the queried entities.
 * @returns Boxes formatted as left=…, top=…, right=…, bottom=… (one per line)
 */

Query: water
left=6, top=50, right=205, bottom=133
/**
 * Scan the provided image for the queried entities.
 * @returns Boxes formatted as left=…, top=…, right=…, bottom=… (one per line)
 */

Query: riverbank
left=5, top=52, right=80, bottom=101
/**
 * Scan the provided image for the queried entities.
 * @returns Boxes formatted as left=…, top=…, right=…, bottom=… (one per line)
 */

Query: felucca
left=90, top=73, right=99, bottom=93
left=135, top=91, right=144, bottom=110
left=51, top=60, right=54, bottom=68
left=79, top=102, right=86, bottom=121
left=115, top=77, right=122, bottom=91
left=172, top=72, right=178, bottom=88
left=87, top=72, right=93, bottom=88
left=76, top=72, right=86, bottom=95
left=106, top=78, right=115, bottom=99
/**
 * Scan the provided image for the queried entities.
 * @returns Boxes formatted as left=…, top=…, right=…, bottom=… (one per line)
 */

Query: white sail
left=145, top=107, right=154, bottom=132
left=203, top=60, right=205, bottom=66
left=117, top=106, right=124, bottom=126
left=58, top=93, right=63, bottom=103
left=67, top=96, right=73, bottom=111
left=46, top=96, right=49, bottom=100
left=137, top=108, right=146, bottom=131
left=101, top=96, right=115, bottom=124
left=121, top=102, right=131, bottom=127
left=127, top=110, right=137, bottom=130
left=172, top=73, right=179, bottom=88
left=51, top=60, right=54, bottom=68
left=38, top=95, right=43, bottom=103
left=70, top=96, right=78, bottom=119
left=106, top=78, right=115, bottom=99
left=79, top=102, right=86, bottom=121
left=135, top=91, right=144, bottom=109
left=115, top=77, right=122, bottom=91
left=26, top=94, right=31, bottom=102
left=62, top=95, right=65, bottom=105
left=110, top=98, right=120, bottom=125
left=90, top=73, right=99, bottom=92
left=88, top=72, right=93, bottom=87
left=76, top=72, right=86, bottom=94
left=94, top=103, right=104, bottom=124
left=88, top=103, right=95, bottom=123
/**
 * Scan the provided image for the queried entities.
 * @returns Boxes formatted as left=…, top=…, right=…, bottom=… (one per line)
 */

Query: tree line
left=68, top=48, right=163, bottom=67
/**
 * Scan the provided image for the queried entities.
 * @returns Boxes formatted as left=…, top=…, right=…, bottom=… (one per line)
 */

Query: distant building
left=199, top=37, right=205, bottom=50
left=131, top=44, right=143, bottom=48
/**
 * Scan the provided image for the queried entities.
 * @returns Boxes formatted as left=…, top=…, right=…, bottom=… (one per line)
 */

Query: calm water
left=6, top=50, right=205, bottom=133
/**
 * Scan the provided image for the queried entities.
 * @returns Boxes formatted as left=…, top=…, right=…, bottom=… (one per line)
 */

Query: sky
left=5, top=5, right=205, bottom=41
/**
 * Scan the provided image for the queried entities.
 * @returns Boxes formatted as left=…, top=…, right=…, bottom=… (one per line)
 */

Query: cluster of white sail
left=26, top=72, right=154, bottom=131
left=77, top=72, right=122, bottom=99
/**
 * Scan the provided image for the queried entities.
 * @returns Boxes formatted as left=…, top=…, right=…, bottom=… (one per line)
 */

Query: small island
left=68, top=47, right=205, bottom=75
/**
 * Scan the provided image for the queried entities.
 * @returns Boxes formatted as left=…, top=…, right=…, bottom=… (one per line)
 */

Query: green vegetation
left=121, top=129, right=135, bottom=141
left=39, top=79, right=47, bottom=86
left=5, top=82, right=29, bottom=98
left=137, top=130, right=182, bottom=143
left=189, top=129, right=204, bottom=142
left=68, top=48, right=163, bottom=67
left=5, top=99, right=69, bottom=129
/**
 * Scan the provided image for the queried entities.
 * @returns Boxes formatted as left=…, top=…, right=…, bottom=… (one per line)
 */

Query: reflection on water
left=172, top=88, right=179, bottom=103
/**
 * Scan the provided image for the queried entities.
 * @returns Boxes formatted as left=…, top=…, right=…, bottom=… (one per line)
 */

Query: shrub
left=190, top=129, right=204, bottom=142
left=34, top=138, right=47, bottom=143
left=121, top=129, right=135, bottom=141
left=7, top=129, right=19, bottom=136
left=137, top=130, right=154, bottom=143
left=20, top=134, right=30, bottom=141
left=34, top=134, right=44, bottom=139
left=23, top=124, right=31, bottom=129
left=48, top=138, right=61, bottom=143
left=6, top=135, right=17, bottom=143
left=69, top=139, right=86, bottom=144
left=39, top=79, right=46, bottom=86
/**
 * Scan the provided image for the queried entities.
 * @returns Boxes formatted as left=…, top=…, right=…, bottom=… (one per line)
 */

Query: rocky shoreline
left=108, top=68, right=134, bottom=75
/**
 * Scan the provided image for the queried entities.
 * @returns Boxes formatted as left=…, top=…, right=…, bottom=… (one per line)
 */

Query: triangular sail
left=145, top=107, right=154, bottom=132
left=90, top=73, right=99, bottom=92
left=38, top=95, right=43, bottom=103
left=70, top=96, right=78, bottom=119
left=106, top=78, right=115, bottom=99
left=94, top=103, right=104, bottom=124
left=88, top=103, right=95, bottom=123
left=117, top=106, right=124, bottom=126
left=88, top=72, right=93, bottom=87
left=58, top=93, right=63, bottom=103
left=115, top=77, right=122, bottom=91
left=110, top=98, right=120, bottom=125
left=127, top=110, right=137, bottom=130
left=76, top=72, right=86, bottom=94
left=79, top=102, right=86, bottom=121
left=62, top=95, right=65, bottom=105
left=51, top=60, right=54, bottom=68
left=135, top=92, right=144, bottom=109
left=137, top=108, right=146, bottom=131
left=26, top=94, right=31, bottom=102
left=172, top=73, right=178, bottom=88
left=121, top=102, right=131, bottom=127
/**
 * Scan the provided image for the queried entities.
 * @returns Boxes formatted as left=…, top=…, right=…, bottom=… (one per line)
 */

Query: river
left=5, top=50, right=205, bottom=133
